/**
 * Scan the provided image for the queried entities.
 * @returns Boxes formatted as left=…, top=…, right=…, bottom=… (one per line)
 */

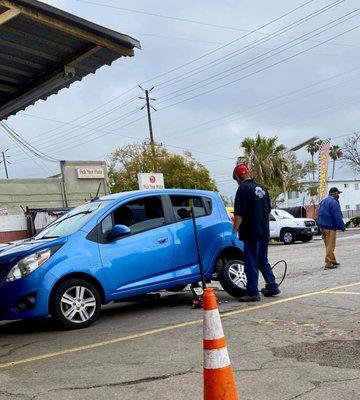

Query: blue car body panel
left=0, top=189, right=244, bottom=321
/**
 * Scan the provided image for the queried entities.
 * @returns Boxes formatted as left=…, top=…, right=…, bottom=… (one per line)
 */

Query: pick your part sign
left=138, top=173, right=165, bottom=190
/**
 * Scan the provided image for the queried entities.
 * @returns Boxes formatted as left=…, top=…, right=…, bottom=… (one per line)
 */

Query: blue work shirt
left=318, top=196, right=345, bottom=231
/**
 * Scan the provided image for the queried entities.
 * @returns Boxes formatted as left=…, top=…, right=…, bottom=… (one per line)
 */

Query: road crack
left=0, top=390, right=31, bottom=399
left=31, top=368, right=194, bottom=399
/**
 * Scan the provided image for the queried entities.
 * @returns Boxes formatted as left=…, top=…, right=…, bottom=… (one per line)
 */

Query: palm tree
left=240, top=134, right=286, bottom=189
left=329, top=145, right=343, bottom=179
left=306, top=140, right=322, bottom=180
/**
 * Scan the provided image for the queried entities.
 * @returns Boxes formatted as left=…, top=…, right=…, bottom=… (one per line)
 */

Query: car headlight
left=6, top=249, right=51, bottom=283
left=295, top=221, right=305, bottom=227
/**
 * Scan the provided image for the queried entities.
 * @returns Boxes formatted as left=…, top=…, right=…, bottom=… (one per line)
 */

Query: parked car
left=0, top=189, right=246, bottom=329
left=270, top=209, right=317, bottom=244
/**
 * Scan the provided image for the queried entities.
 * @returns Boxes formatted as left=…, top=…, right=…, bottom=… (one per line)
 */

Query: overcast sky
left=2, top=0, right=360, bottom=197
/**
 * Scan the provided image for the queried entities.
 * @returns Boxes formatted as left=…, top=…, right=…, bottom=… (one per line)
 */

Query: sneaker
left=238, top=295, right=261, bottom=302
left=261, top=287, right=281, bottom=297
left=324, top=264, right=337, bottom=269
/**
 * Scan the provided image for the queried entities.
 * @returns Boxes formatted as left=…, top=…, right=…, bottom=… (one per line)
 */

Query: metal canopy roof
left=0, top=0, right=141, bottom=120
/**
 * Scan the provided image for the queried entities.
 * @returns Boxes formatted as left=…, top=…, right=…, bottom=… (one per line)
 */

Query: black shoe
left=261, top=287, right=281, bottom=297
left=333, top=262, right=340, bottom=266
left=238, top=295, right=261, bottom=302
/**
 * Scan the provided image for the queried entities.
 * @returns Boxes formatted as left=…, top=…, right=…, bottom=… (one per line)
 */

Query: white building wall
left=284, top=179, right=360, bottom=212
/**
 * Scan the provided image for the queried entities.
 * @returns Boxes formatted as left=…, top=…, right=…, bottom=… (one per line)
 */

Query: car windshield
left=35, top=200, right=110, bottom=239
left=274, top=210, right=295, bottom=220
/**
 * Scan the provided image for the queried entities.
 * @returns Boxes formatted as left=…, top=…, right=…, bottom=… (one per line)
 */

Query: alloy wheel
left=60, top=286, right=96, bottom=323
left=284, top=232, right=293, bottom=244
left=227, top=261, right=247, bottom=289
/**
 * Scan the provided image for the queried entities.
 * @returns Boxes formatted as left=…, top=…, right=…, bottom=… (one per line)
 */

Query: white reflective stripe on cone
left=203, top=309, right=224, bottom=340
left=204, top=347, right=231, bottom=369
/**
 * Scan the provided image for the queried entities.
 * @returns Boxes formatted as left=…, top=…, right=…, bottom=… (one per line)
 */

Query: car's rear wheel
left=281, top=229, right=295, bottom=245
left=52, top=279, right=101, bottom=329
left=219, top=259, right=247, bottom=298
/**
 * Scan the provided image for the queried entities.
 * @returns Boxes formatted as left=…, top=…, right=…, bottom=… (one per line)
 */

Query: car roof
left=98, top=189, right=217, bottom=201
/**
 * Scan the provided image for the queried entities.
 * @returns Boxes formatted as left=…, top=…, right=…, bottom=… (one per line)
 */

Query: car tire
left=281, top=229, right=295, bottom=245
left=302, top=236, right=313, bottom=243
left=51, top=279, right=101, bottom=330
left=219, top=259, right=247, bottom=298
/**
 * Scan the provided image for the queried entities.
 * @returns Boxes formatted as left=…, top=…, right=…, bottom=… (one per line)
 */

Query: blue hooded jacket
left=318, top=195, right=345, bottom=231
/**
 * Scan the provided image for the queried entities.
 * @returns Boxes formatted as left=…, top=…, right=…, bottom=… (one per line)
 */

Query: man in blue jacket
left=318, top=187, right=346, bottom=269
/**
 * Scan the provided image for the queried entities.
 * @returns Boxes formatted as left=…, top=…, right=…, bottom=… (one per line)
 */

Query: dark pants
left=243, top=239, right=278, bottom=296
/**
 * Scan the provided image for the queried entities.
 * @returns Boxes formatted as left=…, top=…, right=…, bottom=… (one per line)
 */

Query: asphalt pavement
left=0, top=230, right=359, bottom=400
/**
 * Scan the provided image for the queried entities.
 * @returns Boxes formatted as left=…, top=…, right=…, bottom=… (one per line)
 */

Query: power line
left=154, top=0, right=345, bottom=92
left=13, top=1, right=315, bottom=144
left=162, top=69, right=360, bottom=143
left=12, top=96, right=140, bottom=149
left=155, top=8, right=360, bottom=105
left=28, top=62, right=356, bottom=155
left=75, top=0, right=316, bottom=33
left=155, top=20, right=360, bottom=113
left=13, top=61, right=360, bottom=160
left=129, top=30, right=360, bottom=62
left=10, top=2, right=358, bottom=163
left=9, top=1, right=332, bottom=154
left=13, top=23, right=360, bottom=161
left=0, top=122, right=59, bottom=163
left=24, top=103, right=142, bottom=149
left=1, top=131, right=54, bottom=175
left=15, top=0, right=319, bottom=150
left=111, top=0, right=319, bottom=87
left=12, top=4, right=352, bottom=156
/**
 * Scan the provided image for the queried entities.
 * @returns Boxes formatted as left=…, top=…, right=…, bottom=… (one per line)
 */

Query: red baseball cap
left=233, top=164, right=250, bottom=180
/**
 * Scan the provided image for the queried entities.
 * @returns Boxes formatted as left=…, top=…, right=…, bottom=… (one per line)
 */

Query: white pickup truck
left=270, top=209, right=318, bottom=244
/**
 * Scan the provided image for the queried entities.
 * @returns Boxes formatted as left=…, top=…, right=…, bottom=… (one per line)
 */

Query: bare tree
left=342, top=133, right=360, bottom=174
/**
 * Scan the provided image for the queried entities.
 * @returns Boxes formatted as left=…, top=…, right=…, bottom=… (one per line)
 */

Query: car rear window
left=170, top=195, right=207, bottom=220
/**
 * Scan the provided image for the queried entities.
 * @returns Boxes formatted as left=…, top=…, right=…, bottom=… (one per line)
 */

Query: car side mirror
left=106, top=224, right=131, bottom=241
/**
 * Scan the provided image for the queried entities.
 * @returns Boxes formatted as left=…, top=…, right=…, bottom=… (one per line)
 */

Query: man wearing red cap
left=232, top=164, right=280, bottom=301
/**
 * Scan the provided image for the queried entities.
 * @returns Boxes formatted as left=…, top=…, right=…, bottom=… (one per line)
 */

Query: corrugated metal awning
left=0, top=0, right=141, bottom=120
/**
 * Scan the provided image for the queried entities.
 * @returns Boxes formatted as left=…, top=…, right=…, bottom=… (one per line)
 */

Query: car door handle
left=157, top=237, right=168, bottom=244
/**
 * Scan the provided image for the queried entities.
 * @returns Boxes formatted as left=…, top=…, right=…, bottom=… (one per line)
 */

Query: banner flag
left=318, top=139, right=331, bottom=201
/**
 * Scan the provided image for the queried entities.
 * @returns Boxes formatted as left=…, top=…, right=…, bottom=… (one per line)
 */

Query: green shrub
left=346, top=216, right=360, bottom=228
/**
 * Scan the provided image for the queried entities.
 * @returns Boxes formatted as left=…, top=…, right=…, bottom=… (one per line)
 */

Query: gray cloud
left=2, top=0, right=359, bottom=197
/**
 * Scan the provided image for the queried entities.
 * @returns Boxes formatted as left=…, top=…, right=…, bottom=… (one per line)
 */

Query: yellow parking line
left=322, top=291, right=360, bottom=295
left=0, top=281, right=359, bottom=369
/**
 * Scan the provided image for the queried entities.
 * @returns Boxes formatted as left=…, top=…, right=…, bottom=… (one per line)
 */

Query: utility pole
left=0, top=149, right=10, bottom=179
left=139, top=86, right=156, bottom=158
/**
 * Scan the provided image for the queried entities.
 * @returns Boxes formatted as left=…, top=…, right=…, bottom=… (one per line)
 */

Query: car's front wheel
left=219, top=259, right=247, bottom=298
left=51, top=279, right=101, bottom=329
left=281, top=229, right=295, bottom=245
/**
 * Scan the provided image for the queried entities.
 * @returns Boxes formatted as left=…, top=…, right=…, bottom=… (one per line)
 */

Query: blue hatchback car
left=0, top=189, right=245, bottom=329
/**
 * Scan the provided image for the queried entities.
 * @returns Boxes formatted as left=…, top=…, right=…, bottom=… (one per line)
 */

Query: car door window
left=101, top=214, right=113, bottom=234
left=104, top=196, right=166, bottom=235
left=170, top=195, right=207, bottom=220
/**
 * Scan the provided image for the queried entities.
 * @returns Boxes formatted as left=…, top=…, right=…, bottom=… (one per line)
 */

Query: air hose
left=271, top=259, right=288, bottom=287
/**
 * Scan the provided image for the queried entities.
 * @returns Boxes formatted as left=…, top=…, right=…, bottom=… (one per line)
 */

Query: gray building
left=0, top=161, right=110, bottom=242
left=0, top=160, right=109, bottom=215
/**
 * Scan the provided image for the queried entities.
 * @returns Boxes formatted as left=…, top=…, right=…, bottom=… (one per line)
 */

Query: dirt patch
left=273, top=340, right=360, bottom=369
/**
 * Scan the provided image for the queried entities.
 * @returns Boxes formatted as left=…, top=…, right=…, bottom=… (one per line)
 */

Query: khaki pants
left=321, top=229, right=337, bottom=267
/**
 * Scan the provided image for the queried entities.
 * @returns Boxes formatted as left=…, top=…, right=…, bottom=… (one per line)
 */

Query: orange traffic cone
left=203, top=288, right=239, bottom=400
